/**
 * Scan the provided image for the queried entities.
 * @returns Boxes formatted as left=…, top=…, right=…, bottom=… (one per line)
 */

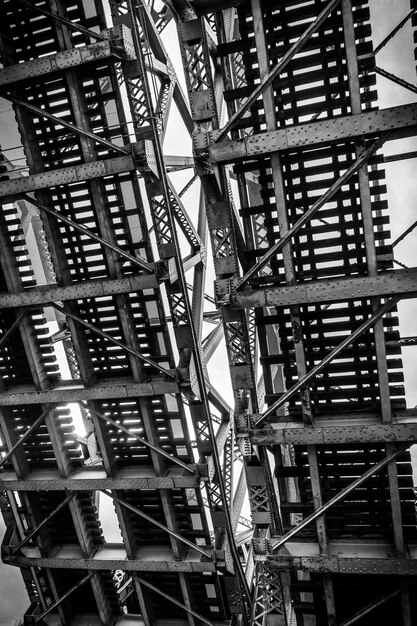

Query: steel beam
left=203, top=104, right=417, bottom=162
left=0, top=380, right=179, bottom=405
left=6, top=544, right=220, bottom=572
left=266, top=547, right=417, bottom=576
left=248, top=419, right=417, bottom=445
left=0, top=41, right=124, bottom=87
left=0, top=153, right=136, bottom=198
left=0, top=466, right=206, bottom=491
left=0, top=275, right=158, bottom=310
left=232, top=268, right=417, bottom=309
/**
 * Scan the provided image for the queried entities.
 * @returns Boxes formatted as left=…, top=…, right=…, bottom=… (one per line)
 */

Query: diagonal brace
left=270, top=442, right=410, bottom=552
left=340, top=582, right=413, bottom=626
left=214, top=0, right=341, bottom=142
left=11, top=493, right=73, bottom=554
left=0, top=405, right=53, bottom=470
left=101, top=489, right=213, bottom=559
left=85, top=404, right=196, bottom=474
left=0, top=310, right=27, bottom=351
left=22, top=194, right=154, bottom=274
left=237, top=133, right=388, bottom=289
left=136, top=575, right=219, bottom=626
left=5, top=95, right=128, bottom=156
left=257, top=296, right=400, bottom=424
left=33, top=571, right=95, bottom=624
left=16, top=0, right=105, bottom=42
left=50, top=302, right=176, bottom=379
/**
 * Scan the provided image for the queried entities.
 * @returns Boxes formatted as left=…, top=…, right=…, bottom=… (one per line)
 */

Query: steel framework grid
left=0, top=0, right=416, bottom=626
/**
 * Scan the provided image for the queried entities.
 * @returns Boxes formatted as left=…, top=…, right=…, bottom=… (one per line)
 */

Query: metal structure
left=0, top=0, right=416, bottom=624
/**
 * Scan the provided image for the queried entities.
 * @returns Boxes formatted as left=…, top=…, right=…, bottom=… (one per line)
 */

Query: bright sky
left=0, top=2, right=416, bottom=624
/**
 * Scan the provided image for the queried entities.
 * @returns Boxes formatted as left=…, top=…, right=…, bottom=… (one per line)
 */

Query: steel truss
left=0, top=0, right=416, bottom=625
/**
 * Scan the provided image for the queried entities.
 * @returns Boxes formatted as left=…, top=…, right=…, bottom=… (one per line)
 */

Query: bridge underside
left=0, top=0, right=416, bottom=625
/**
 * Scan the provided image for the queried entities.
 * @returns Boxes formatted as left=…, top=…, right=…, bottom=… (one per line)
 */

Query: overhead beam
left=248, top=418, right=417, bottom=445
left=0, top=153, right=136, bottom=198
left=0, top=466, right=206, bottom=491
left=5, top=544, right=220, bottom=572
left=0, top=41, right=124, bottom=87
left=0, top=379, right=179, bottom=405
left=231, top=267, right=417, bottom=309
left=0, top=274, right=159, bottom=310
left=202, top=104, right=417, bottom=162
left=266, top=544, right=417, bottom=576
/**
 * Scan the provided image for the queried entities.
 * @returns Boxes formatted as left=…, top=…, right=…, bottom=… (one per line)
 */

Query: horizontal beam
left=0, top=379, right=179, bottom=405
left=204, top=103, right=417, bottom=162
left=0, top=41, right=124, bottom=87
left=0, top=466, right=206, bottom=491
left=0, top=153, right=137, bottom=198
left=231, top=267, right=417, bottom=309
left=62, top=617, right=228, bottom=626
left=248, top=417, right=417, bottom=445
left=0, top=275, right=159, bottom=309
left=5, top=544, right=219, bottom=572
left=266, top=541, right=417, bottom=576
